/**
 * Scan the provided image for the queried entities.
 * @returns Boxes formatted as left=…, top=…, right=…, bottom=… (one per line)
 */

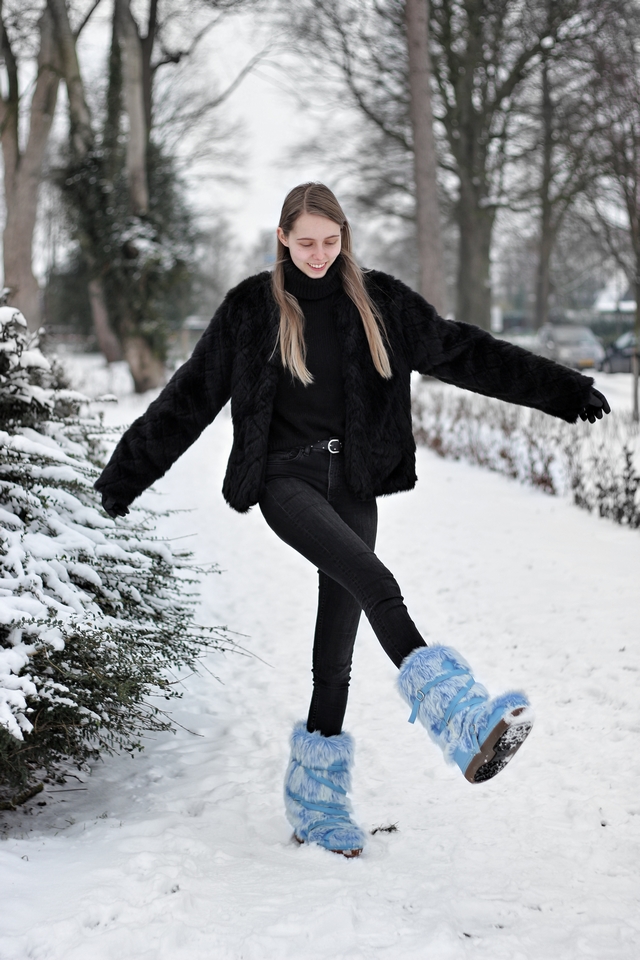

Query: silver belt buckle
left=328, top=438, right=341, bottom=454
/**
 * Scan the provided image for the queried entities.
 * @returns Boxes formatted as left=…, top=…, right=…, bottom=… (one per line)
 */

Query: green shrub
left=0, top=303, right=233, bottom=795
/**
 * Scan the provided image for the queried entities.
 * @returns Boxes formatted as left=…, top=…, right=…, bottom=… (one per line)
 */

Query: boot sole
left=293, top=834, right=362, bottom=858
left=463, top=709, right=533, bottom=784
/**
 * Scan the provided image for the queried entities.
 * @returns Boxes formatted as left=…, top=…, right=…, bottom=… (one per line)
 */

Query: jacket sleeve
left=94, top=298, right=234, bottom=507
left=401, top=285, right=593, bottom=422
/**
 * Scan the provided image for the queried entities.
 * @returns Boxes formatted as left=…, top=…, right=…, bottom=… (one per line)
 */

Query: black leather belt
left=309, top=438, right=342, bottom=454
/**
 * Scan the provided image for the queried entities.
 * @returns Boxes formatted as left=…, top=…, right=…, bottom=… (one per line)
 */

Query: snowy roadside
left=591, top=369, right=637, bottom=414
left=1, top=360, right=639, bottom=959
left=412, top=367, right=640, bottom=539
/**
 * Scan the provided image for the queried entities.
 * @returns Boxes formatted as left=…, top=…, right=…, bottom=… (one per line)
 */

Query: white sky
left=196, top=15, right=326, bottom=239
left=163, top=7, right=342, bottom=250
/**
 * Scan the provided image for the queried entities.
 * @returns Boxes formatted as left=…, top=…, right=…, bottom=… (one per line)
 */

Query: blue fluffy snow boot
left=398, top=645, right=533, bottom=783
left=284, top=722, right=366, bottom=857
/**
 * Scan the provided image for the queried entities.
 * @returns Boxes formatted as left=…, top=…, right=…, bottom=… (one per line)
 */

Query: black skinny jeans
left=259, top=445, right=426, bottom=737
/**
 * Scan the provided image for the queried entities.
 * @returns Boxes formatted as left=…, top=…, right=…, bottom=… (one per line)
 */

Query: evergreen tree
left=0, top=301, right=233, bottom=797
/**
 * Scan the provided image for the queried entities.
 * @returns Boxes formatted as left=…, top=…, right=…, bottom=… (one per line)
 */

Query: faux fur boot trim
left=397, top=645, right=533, bottom=783
left=289, top=722, right=355, bottom=769
left=284, top=722, right=366, bottom=855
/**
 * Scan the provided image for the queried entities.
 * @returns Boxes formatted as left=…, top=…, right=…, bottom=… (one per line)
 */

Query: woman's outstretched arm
left=401, top=284, right=598, bottom=423
left=95, top=299, right=234, bottom=512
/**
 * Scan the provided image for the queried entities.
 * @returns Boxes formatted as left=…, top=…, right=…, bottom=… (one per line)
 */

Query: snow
left=591, top=369, right=637, bottom=415
left=1, top=363, right=640, bottom=958
left=53, top=351, right=136, bottom=399
left=0, top=306, right=27, bottom=329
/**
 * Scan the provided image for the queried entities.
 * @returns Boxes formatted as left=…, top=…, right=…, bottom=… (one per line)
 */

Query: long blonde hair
left=272, top=183, right=392, bottom=384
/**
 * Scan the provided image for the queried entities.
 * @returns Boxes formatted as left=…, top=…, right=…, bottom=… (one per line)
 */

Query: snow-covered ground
left=2, top=356, right=639, bottom=959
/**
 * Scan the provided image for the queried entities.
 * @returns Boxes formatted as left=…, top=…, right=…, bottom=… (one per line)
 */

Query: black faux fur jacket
left=95, top=269, right=594, bottom=512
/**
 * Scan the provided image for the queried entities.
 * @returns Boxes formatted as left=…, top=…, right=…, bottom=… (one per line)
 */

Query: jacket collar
left=282, top=256, right=344, bottom=301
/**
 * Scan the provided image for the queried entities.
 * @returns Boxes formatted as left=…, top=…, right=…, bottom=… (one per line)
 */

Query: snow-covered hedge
left=412, top=379, right=640, bottom=527
left=0, top=305, right=232, bottom=794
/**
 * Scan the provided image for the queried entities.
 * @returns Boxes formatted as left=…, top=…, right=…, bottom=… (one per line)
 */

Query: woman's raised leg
left=259, top=473, right=426, bottom=671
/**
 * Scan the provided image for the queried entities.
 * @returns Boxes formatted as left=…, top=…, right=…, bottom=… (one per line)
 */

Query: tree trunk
left=404, top=0, right=446, bottom=314
left=536, top=215, right=562, bottom=331
left=633, top=276, right=639, bottom=423
left=1, top=7, right=60, bottom=331
left=47, top=0, right=93, bottom=160
left=535, top=55, right=554, bottom=330
left=116, top=0, right=149, bottom=216
left=140, top=0, right=158, bottom=138
left=2, top=226, right=41, bottom=330
left=455, top=177, right=495, bottom=329
left=124, top=336, right=166, bottom=393
left=50, top=0, right=124, bottom=362
left=88, top=278, right=123, bottom=362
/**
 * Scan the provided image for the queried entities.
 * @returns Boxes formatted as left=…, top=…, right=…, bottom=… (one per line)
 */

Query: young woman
left=96, top=183, right=610, bottom=858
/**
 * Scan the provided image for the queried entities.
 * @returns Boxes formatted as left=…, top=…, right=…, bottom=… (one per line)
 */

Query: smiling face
left=277, top=213, right=342, bottom=278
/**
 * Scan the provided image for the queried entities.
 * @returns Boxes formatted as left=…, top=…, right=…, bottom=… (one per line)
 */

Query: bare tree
left=404, top=0, right=446, bottom=312
left=284, top=0, right=598, bottom=330
left=47, top=0, right=124, bottom=364
left=427, top=0, right=596, bottom=329
left=535, top=47, right=563, bottom=328
left=48, top=0, right=261, bottom=390
left=279, top=2, right=413, bottom=213
left=588, top=3, right=640, bottom=420
left=493, top=201, right=613, bottom=326
left=0, top=2, right=61, bottom=330
left=503, top=5, right=609, bottom=329
left=117, top=0, right=149, bottom=216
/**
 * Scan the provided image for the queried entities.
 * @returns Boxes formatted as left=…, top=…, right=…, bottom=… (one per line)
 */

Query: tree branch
left=48, top=0, right=94, bottom=159
left=0, top=7, right=19, bottom=107
left=202, top=48, right=267, bottom=109
left=74, top=0, right=105, bottom=39
left=151, top=12, right=224, bottom=71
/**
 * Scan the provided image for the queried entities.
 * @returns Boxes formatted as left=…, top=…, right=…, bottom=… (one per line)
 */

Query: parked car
left=598, top=331, right=638, bottom=374
left=534, top=324, right=605, bottom=370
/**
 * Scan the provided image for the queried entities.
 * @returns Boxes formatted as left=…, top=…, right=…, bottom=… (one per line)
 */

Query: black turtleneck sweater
left=268, top=257, right=346, bottom=452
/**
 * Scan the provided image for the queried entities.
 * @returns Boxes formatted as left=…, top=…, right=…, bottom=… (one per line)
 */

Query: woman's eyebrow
left=296, top=235, right=341, bottom=241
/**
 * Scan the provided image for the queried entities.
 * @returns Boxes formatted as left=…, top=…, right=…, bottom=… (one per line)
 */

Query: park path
left=1, top=388, right=639, bottom=960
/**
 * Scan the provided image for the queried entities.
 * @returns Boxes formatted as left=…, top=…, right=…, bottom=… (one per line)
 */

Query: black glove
left=102, top=494, right=130, bottom=518
left=579, top=388, right=611, bottom=424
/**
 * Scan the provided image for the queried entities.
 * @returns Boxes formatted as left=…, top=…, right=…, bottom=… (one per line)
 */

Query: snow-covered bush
left=412, top=379, right=640, bottom=527
left=0, top=305, right=233, bottom=794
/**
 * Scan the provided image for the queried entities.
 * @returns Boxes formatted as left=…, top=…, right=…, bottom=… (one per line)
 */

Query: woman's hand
left=579, top=388, right=611, bottom=424
left=101, top=494, right=130, bottom=518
